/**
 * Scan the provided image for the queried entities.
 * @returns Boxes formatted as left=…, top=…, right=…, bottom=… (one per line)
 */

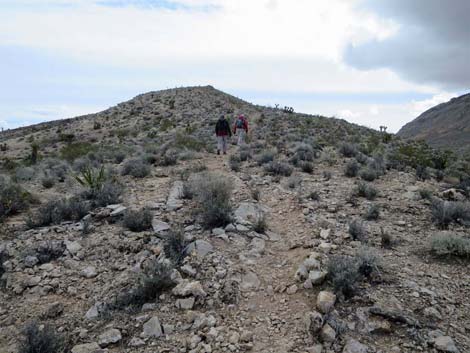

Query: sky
left=0, top=0, right=468, bottom=132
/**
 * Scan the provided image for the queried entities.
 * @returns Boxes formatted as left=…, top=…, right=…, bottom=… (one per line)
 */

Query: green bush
left=188, top=172, right=233, bottom=228
left=264, top=161, right=293, bottom=176
left=19, top=322, right=67, bottom=353
left=60, top=142, right=96, bottom=162
left=339, top=143, right=357, bottom=158
left=163, top=230, right=187, bottom=266
left=0, top=182, right=32, bottom=219
left=26, top=198, right=90, bottom=228
left=355, top=182, right=378, bottom=200
left=349, top=219, right=367, bottom=241
left=364, top=204, right=380, bottom=220
left=123, top=209, right=153, bottom=232
left=430, top=233, right=470, bottom=258
left=122, top=159, right=151, bottom=178
left=344, top=160, right=359, bottom=177
left=360, top=168, right=378, bottom=182
left=431, top=199, right=470, bottom=229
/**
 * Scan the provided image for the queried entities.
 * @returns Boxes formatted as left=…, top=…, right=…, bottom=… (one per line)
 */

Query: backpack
left=236, top=117, right=244, bottom=129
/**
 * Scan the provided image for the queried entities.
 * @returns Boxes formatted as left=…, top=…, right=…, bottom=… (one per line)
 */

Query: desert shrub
left=0, top=182, right=32, bottom=219
left=15, top=167, right=35, bottom=182
left=60, top=142, right=95, bottom=162
left=380, top=228, right=392, bottom=248
left=35, top=241, right=66, bottom=264
left=158, top=150, right=179, bottom=167
left=19, top=322, right=67, bottom=353
left=253, top=213, right=268, bottom=234
left=418, top=188, right=432, bottom=200
left=229, top=155, right=242, bottom=172
left=110, top=261, right=175, bottom=310
left=174, top=132, right=205, bottom=151
left=163, top=230, right=187, bottom=266
left=308, top=191, right=320, bottom=201
left=122, top=159, right=151, bottom=178
left=356, top=247, right=381, bottom=278
left=264, top=161, right=293, bottom=177
left=416, top=165, right=430, bottom=181
left=339, top=143, right=357, bottom=158
left=255, top=150, right=276, bottom=166
left=323, top=171, right=332, bottom=181
left=290, top=143, right=314, bottom=166
left=327, top=248, right=380, bottom=298
left=327, top=255, right=361, bottom=298
left=344, top=161, right=359, bottom=178
left=26, top=197, right=90, bottom=228
left=239, top=146, right=252, bottom=161
left=123, top=208, right=153, bottom=232
left=430, top=199, right=470, bottom=229
left=300, top=161, right=314, bottom=174
left=430, top=233, right=470, bottom=258
left=92, top=182, right=123, bottom=207
left=364, top=204, right=380, bottom=220
left=251, top=188, right=260, bottom=201
left=435, top=170, right=445, bottom=182
left=360, top=168, right=378, bottom=182
left=143, top=153, right=158, bottom=165
left=0, top=249, right=9, bottom=283
left=74, top=165, right=106, bottom=192
left=188, top=172, right=233, bottom=228
left=349, top=219, right=366, bottom=241
left=287, top=175, right=301, bottom=189
left=41, top=175, right=55, bottom=189
left=355, top=182, right=378, bottom=200
left=355, top=153, right=368, bottom=165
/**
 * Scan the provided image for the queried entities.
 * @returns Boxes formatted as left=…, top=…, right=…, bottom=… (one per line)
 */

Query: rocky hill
left=0, top=86, right=469, bottom=353
left=398, top=93, right=470, bottom=153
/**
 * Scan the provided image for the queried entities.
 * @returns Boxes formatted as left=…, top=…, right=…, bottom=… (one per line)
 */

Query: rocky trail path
left=201, top=152, right=317, bottom=352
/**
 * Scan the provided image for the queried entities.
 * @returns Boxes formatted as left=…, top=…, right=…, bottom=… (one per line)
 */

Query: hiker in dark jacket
left=215, top=115, right=232, bottom=155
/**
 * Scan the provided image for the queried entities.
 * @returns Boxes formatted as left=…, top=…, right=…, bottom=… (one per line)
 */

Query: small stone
left=172, top=280, right=207, bottom=298
left=98, top=328, right=122, bottom=347
left=110, top=205, right=127, bottom=217
left=65, top=241, right=82, bottom=255
left=342, top=339, right=368, bottom=353
left=308, top=270, right=327, bottom=285
left=129, top=337, right=145, bottom=347
left=42, top=302, right=64, bottom=319
left=320, top=323, right=336, bottom=343
left=286, top=284, right=298, bottom=294
left=71, top=343, right=101, bottom=353
left=434, top=336, right=459, bottom=353
left=320, top=228, right=330, bottom=239
left=305, top=311, right=324, bottom=335
left=152, top=220, right=170, bottom=234
left=24, top=255, right=39, bottom=268
left=142, top=317, right=163, bottom=338
left=175, top=297, right=195, bottom=310
left=240, top=271, right=260, bottom=291
left=212, top=228, right=225, bottom=236
left=185, top=240, right=213, bottom=257
left=85, top=302, right=102, bottom=320
left=316, top=291, right=336, bottom=314
left=81, top=266, right=97, bottom=279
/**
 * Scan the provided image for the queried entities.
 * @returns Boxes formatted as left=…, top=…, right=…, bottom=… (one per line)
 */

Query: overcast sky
left=1, top=0, right=468, bottom=132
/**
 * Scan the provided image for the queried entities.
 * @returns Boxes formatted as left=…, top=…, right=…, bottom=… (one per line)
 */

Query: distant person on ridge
left=215, top=115, right=232, bottom=155
left=233, top=114, right=248, bottom=145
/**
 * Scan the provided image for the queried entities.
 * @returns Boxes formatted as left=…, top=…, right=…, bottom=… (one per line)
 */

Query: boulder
left=81, top=266, right=98, bottom=279
left=71, top=343, right=102, bottom=353
left=316, top=291, right=336, bottom=314
left=167, top=181, right=184, bottom=210
left=320, top=323, right=336, bottom=343
left=152, top=220, right=170, bottom=234
left=65, top=241, right=82, bottom=255
left=434, top=336, right=459, bottom=353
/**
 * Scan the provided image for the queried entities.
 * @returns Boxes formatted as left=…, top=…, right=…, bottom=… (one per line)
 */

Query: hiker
left=233, top=114, right=248, bottom=145
left=215, top=115, right=232, bottom=155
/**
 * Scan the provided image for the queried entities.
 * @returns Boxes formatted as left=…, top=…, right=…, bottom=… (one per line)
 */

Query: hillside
left=398, top=93, right=470, bottom=153
left=1, top=86, right=469, bottom=353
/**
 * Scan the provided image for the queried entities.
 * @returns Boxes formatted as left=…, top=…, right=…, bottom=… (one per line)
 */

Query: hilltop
left=0, top=86, right=469, bottom=353
left=398, top=93, right=470, bottom=154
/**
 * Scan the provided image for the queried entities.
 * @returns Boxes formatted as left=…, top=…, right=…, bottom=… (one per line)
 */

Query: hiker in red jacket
left=215, top=115, right=232, bottom=155
left=233, top=114, right=248, bottom=145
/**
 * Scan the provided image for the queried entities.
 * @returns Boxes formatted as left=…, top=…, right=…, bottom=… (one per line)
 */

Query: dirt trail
left=202, top=151, right=316, bottom=352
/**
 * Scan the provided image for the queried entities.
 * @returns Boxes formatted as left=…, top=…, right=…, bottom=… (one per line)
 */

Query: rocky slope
left=398, top=93, right=470, bottom=153
left=0, top=86, right=469, bottom=353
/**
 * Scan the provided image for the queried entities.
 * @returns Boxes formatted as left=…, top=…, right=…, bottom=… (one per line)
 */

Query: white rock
left=434, top=336, right=459, bottom=353
left=152, top=219, right=170, bottom=234
left=172, top=280, right=207, bottom=298
left=98, top=328, right=122, bottom=347
left=185, top=240, right=213, bottom=257
left=110, top=205, right=127, bottom=217
left=342, top=339, right=368, bottom=353
left=176, top=297, right=195, bottom=310
left=308, top=270, right=327, bottom=285
left=316, top=291, right=336, bottom=314
left=320, top=323, right=336, bottom=342
left=65, top=241, right=82, bottom=255
left=71, top=343, right=101, bottom=353
left=240, top=271, right=260, bottom=291
left=142, top=317, right=163, bottom=338
left=81, top=266, right=97, bottom=279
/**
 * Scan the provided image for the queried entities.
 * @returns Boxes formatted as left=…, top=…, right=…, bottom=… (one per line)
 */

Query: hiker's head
left=239, top=114, right=245, bottom=120
left=219, top=115, right=225, bottom=120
